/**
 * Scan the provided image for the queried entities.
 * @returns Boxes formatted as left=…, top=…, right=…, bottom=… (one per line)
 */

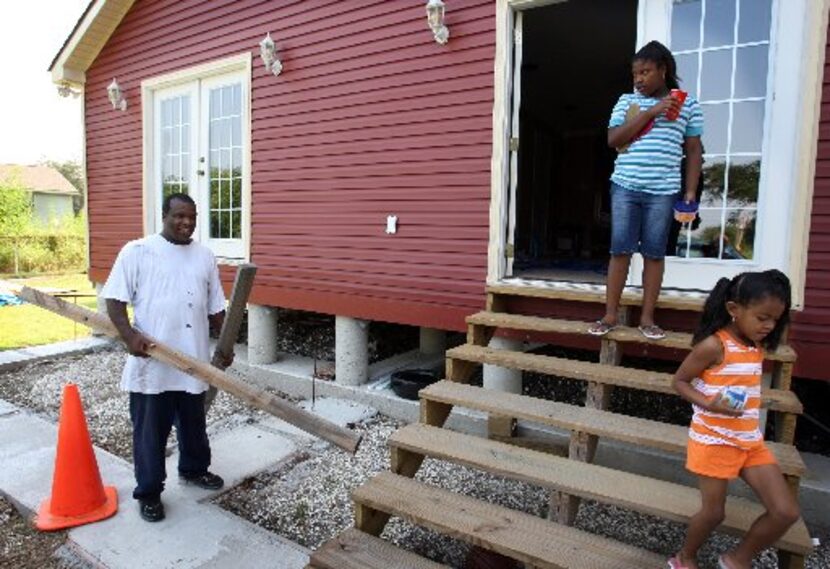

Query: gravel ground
left=1, top=344, right=828, bottom=568
left=0, top=496, right=85, bottom=569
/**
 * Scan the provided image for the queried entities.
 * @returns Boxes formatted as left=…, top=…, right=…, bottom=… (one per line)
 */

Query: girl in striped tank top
left=668, top=271, right=800, bottom=569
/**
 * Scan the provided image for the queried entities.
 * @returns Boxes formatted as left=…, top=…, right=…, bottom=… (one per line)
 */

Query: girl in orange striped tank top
left=668, top=270, right=800, bottom=569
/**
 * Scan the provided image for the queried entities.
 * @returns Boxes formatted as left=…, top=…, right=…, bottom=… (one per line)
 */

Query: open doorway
left=510, top=0, right=638, bottom=283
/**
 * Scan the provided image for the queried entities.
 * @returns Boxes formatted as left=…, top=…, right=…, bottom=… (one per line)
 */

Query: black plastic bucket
left=390, top=369, right=438, bottom=400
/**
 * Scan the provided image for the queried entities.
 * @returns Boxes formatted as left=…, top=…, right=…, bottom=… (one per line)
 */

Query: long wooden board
left=446, top=345, right=803, bottom=414
left=353, top=472, right=665, bottom=569
left=13, top=285, right=360, bottom=453
left=420, top=381, right=805, bottom=476
left=205, top=263, right=257, bottom=412
left=310, top=528, right=449, bottom=569
left=389, top=424, right=812, bottom=554
left=466, top=311, right=797, bottom=362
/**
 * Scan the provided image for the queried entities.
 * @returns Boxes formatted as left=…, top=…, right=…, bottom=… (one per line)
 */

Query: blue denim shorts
left=610, top=183, right=677, bottom=260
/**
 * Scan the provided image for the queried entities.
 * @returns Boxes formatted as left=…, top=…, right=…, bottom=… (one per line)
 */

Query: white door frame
left=487, top=0, right=828, bottom=308
left=141, top=53, right=252, bottom=263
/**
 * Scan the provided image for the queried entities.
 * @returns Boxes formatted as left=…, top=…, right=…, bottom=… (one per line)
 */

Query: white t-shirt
left=101, top=234, right=226, bottom=394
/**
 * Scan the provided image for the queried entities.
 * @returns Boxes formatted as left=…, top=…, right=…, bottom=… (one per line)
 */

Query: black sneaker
left=180, top=471, right=224, bottom=490
left=138, top=498, right=165, bottom=522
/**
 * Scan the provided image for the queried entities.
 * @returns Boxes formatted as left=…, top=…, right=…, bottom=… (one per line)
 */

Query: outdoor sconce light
left=259, top=32, right=283, bottom=76
left=57, top=82, right=81, bottom=98
left=107, top=78, right=127, bottom=111
left=426, top=0, right=449, bottom=45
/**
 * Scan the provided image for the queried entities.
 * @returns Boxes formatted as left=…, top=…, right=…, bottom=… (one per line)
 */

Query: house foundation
left=335, top=316, right=369, bottom=386
left=247, top=304, right=278, bottom=365
left=483, top=337, right=523, bottom=394
left=419, top=327, right=446, bottom=355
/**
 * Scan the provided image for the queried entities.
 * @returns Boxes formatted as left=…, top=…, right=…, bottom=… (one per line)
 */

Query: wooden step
left=446, top=345, right=803, bottom=414
left=353, top=471, right=665, bottom=569
left=421, top=381, right=805, bottom=477
left=389, top=424, right=812, bottom=555
left=309, top=527, right=448, bottom=569
left=488, top=283, right=705, bottom=312
left=466, top=311, right=798, bottom=363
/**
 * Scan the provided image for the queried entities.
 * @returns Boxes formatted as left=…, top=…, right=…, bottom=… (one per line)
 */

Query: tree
left=0, top=177, right=32, bottom=236
left=43, top=159, right=86, bottom=214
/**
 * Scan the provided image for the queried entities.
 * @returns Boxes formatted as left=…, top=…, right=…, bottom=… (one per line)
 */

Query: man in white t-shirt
left=102, top=193, right=232, bottom=522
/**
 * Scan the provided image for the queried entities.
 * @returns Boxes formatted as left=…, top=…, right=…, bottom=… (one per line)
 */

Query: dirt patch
left=0, top=496, right=87, bottom=569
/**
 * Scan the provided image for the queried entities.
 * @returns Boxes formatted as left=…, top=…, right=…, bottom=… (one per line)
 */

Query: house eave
left=49, top=0, right=135, bottom=88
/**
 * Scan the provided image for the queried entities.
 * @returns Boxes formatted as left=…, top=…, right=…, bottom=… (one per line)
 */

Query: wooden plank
left=388, top=424, right=813, bottom=555
left=465, top=311, right=798, bottom=363
left=352, top=472, right=666, bottom=569
left=311, top=528, right=449, bottom=569
left=419, top=381, right=806, bottom=477
left=354, top=502, right=390, bottom=538
left=420, top=399, right=453, bottom=427
left=486, top=284, right=706, bottom=312
left=205, top=263, right=257, bottom=412
left=771, top=362, right=795, bottom=390
left=776, top=413, right=798, bottom=445
left=11, top=284, right=361, bottom=453
left=552, top=308, right=629, bottom=524
left=778, top=552, right=806, bottom=569
left=446, top=345, right=803, bottom=414
left=466, top=323, right=495, bottom=347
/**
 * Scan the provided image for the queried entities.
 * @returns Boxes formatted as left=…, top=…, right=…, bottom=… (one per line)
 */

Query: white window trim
left=141, top=53, right=252, bottom=264
left=488, top=0, right=829, bottom=309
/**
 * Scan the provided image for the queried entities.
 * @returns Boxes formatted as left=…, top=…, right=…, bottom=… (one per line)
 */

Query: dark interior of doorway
left=512, top=0, right=638, bottom=283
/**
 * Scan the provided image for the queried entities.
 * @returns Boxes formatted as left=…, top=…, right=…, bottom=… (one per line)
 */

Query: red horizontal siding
left=791, top=20, right=830, bottom=380
left=85, top=0, right=494, bottom=330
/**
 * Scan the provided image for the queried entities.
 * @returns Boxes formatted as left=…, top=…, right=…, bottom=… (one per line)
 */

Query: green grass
left=0, top=273, right=99, bottom=351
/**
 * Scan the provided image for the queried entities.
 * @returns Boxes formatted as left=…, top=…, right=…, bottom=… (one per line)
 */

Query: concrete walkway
left=0, top=398, right=313, bottom=568
left=0, top=336, right=111, bottom=372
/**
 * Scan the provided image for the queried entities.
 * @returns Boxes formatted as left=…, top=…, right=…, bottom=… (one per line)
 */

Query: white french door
left=632, top=0, right=806, bottom=291
left=151, top=69, right=248, bottom=260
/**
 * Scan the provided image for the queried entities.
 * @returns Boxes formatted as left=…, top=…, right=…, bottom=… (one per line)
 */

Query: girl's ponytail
left=692, top=277, right=734, bottom=345
left=692, top=270, right=792, bottom=350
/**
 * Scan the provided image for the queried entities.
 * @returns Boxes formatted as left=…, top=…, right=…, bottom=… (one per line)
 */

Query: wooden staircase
left=308, top=284, right=812, bottom=569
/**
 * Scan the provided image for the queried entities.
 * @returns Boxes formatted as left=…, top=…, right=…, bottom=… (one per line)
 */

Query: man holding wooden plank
left=102, top=192, right=232, bottom=523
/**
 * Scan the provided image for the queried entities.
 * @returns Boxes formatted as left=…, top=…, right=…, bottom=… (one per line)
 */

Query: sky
left=0, top=0, right=91, bottom=165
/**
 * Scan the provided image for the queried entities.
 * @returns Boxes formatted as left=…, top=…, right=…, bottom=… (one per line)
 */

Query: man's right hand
left=125, top=330, right=153, bottom=357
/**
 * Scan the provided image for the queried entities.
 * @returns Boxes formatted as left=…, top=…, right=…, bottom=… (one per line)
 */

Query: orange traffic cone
left=35, top=383, right=118, bottom=531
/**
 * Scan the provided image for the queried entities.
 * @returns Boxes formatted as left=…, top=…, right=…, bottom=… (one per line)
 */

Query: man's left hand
left=211, top=350, right=235, bottom=370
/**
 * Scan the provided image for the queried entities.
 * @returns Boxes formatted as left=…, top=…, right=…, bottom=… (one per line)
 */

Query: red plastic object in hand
left=665, top=89, right=687, bottom=121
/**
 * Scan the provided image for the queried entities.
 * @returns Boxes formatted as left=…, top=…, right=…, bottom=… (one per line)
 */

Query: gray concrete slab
left=165, top=424, right=297, bottom=500
left=70, top=490, right=309, bottom=569
left=298, top=398, right=377, bottom=427
left=0, top=410, right=132, bottom=514
left=0, top=403, right=310, bottom=568
left=0, top=337, right=112, bottom=372
left=0, top=398, right=19, bottom=416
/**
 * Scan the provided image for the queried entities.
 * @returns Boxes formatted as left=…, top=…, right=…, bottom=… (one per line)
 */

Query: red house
left=50, top=0, right=829, bottom=382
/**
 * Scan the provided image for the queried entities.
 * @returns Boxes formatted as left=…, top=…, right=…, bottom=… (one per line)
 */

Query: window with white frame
left=144, top=56, right=250, bottom=261
left=671, top=0, right=772, bottom=261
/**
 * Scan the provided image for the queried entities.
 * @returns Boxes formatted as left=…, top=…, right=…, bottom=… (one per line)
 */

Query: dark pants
left=129, top=391, right=211, bottom=501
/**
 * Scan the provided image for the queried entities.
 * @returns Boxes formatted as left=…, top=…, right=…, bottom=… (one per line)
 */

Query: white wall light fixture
left=259, top=32, right=283, bottom=76
left=57, top=82, right=81, bottom=98
left=107, top=78, right=127, bottom=111
left=426, top=0, right=449, bottom=45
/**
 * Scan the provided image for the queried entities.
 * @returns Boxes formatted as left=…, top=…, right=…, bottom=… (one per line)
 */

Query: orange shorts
left=686, top=439, right=777, bottom=479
